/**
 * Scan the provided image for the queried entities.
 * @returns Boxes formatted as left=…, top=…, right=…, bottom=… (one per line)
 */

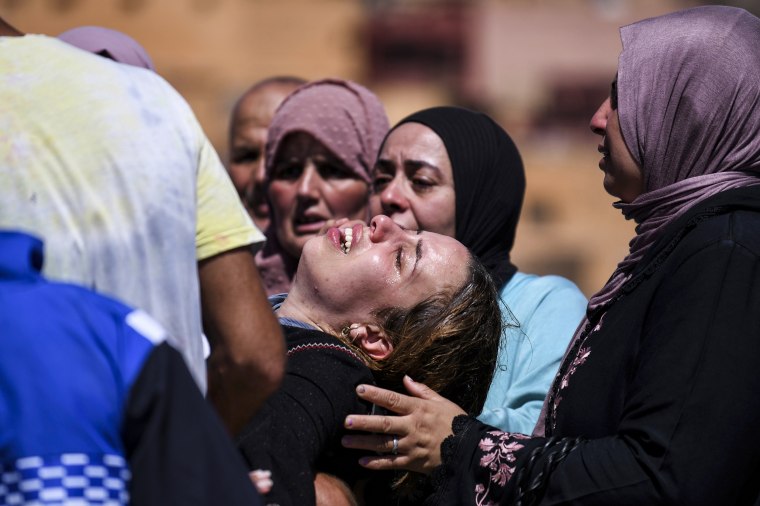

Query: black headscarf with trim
left=391, top=106, right=525, bottom=288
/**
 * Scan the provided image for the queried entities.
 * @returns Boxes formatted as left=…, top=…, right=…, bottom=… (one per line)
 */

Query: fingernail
left=359, top=457, right=371, bottom=467
left=345, top=417, right=353, bottom=427
left=405, top=375, right=415, bottom=383
left=357, top=385, right=365, bottom=394
left=342, top=436, right=352, bottom=445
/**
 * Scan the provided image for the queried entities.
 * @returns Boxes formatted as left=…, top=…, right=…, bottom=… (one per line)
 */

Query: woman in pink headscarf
left=255, top=79, right=389, bottom=295
left=342, top=6, right=760, bottom=505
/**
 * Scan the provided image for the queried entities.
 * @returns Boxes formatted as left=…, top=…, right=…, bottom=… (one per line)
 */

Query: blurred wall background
left=6, top=0, right=739, bottom=296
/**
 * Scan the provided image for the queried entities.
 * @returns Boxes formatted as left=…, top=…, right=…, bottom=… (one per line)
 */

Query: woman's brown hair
left=337, top=253, right=503, bottom=412
left=369, top=253, right=503, bottom=415
left=342, top=253, right=504, bottom=500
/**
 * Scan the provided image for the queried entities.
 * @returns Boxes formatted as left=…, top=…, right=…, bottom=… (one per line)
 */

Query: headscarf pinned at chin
left=58, top=26, right=156, bottom=71
left=265, top=78, right=390, bottom=184
left=390, top=106, right=525, bottom=289
left=589, top=5, right=760, bottom=311
left=256, top=79, right=390, bottom=296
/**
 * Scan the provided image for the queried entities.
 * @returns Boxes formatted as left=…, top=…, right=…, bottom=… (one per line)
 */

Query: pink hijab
left=536, top=5, right=760, bottom=436
left=256, top=79, right=390, bottom=295
left=58, top=26, right=155, bottom=71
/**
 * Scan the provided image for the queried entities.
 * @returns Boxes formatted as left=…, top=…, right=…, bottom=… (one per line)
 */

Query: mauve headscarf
left=589, top=5, right=760, bottom=311
left=256, top=79, right=390, bottom=295
left=265, top=78, right=389, bottom=184
left=58, top=26, right=155, bottom=71
left=390, top=107, right=525, bottom=289
left=535, top=5, right=760, bottom=437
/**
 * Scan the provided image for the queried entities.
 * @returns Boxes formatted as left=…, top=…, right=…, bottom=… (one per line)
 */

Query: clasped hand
left=341, top=375, right=466, bottom=475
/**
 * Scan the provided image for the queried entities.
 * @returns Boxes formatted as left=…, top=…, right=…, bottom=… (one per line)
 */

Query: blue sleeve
left=479, top=275, right=587, bottom=433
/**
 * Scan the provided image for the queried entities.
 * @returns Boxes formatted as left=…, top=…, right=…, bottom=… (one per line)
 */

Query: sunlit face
left=293, top=215, right=470, bottom=329
left=228, top=83, right=297, bottom=230
left=589, top=80, right=644, bottom=203
left=370, top=123, right=456, bottom=237
left=268, top=132, right=370, bottom=259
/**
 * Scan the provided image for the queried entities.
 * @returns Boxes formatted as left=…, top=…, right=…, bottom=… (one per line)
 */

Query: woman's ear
left=348, top=324, right=393, bottom=360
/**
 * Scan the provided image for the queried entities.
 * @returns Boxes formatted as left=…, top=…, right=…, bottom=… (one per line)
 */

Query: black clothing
left=430, top=187, right=760, bottom=505
left=125, top=344, right=263, bottom=505
left=236, top=325, right=374, bottom=506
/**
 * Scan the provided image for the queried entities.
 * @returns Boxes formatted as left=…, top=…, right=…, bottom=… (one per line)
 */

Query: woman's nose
left=378, top=180, right=409, bottom=215
left=296, top=163, right=320, bottom=198
left=590, top=97, right=612, bottom=136
left=252, top=157, right=267, bottom=187
left=369, top=215, right=402, bottom=243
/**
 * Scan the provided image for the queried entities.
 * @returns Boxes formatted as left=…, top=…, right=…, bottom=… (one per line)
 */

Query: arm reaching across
left=200, top=247, right=285, bottom=435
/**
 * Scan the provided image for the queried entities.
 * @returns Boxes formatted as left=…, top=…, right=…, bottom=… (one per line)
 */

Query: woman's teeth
left=341, top=227, right=353, bottom=254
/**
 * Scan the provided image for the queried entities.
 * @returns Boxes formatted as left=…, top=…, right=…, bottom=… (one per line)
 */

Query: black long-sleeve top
left=429, top=187, right=760, bottom=505
left=236, top=325, right=375, bottom=506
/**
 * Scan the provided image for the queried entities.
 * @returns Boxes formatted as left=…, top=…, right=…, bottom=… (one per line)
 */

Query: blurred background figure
left=256, top=78, right=389, bottom=295
left=58, top=25, right=156, bottom=70
left=228, top=76, right=307, bottom=231
left=9, top=0, right=729, bottom=297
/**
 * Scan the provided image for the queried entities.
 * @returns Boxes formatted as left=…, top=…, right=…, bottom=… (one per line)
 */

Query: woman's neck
left=277, top=293, right=336, bottom=336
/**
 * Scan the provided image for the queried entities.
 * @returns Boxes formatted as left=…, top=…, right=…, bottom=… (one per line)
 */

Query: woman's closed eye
left=411, top=176, right=435, bottom=190
left=395, top=236, right=420, bottom=272
left=404, top=163, right=441, bottom=192
left=395, top=247, right=403, bottom=270
left=372, top=173, right=393, bottom=192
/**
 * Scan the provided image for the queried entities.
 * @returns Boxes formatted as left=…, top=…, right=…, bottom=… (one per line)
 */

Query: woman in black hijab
left=370, top=106, right=587, bottom=434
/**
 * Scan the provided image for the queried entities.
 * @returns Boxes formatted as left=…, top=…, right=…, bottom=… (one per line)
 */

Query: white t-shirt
left=0, top=35, right=264, bottom=391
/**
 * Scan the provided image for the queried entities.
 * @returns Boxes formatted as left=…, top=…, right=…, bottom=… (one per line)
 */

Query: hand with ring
left=341, top=375, right=466, bottom=475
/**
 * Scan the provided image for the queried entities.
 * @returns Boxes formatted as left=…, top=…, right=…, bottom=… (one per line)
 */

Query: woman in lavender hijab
left=255, top=78, right=389, bottom=295
left=341, top=6, right=760, bottom=505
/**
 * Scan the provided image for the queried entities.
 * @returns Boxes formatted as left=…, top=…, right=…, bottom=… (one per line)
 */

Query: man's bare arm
left=199, top=246, right=285, bottom=435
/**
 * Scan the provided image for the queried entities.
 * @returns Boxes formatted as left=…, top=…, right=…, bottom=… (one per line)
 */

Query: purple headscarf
left=256, top=78, right=389, bottom=296
left=536, top=6, right=760, bottom=437
left=589, top=5, right=760, bottom=311
left=58, top=26, right=155, bottom=71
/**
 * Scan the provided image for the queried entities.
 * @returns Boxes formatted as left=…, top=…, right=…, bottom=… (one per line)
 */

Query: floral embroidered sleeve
left=425, top=416, right=547, bottom=506
left=426, top=416, right=588, bottom=506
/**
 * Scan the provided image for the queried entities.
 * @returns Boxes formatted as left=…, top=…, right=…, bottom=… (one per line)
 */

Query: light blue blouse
left=478, top=272, right=587, bottom=434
